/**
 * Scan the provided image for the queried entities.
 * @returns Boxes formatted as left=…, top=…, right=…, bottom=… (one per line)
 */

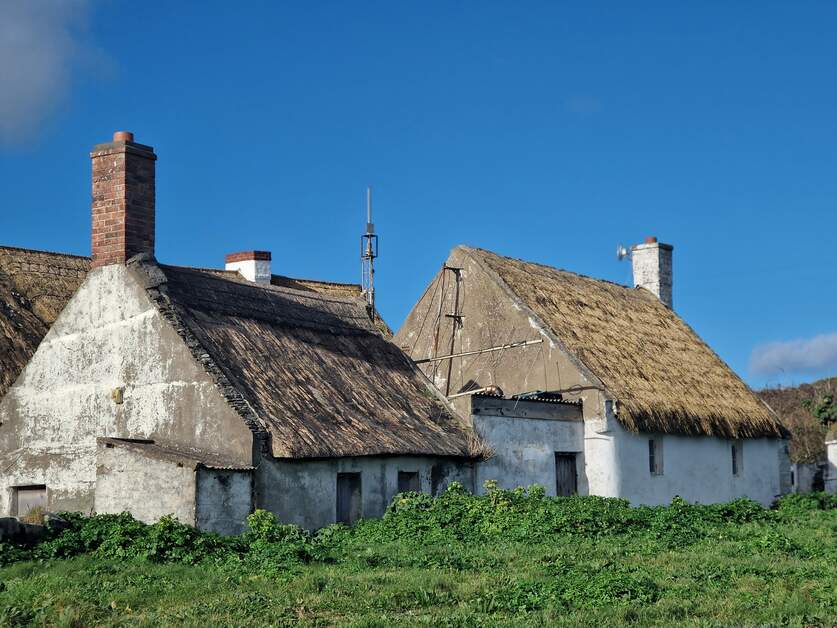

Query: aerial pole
left=361, top=186, right=379, bottom=314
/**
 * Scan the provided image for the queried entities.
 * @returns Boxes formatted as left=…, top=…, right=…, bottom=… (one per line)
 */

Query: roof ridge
left=158, top=263, right=366, bottom=306
left=0, top=245, right=90, bottom=261
left=459, top=245, right=654, bottom=300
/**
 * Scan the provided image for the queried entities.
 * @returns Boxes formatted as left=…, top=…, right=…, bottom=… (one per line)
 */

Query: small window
left=397, top=471, right=420, bottom=493
left=336, top=473, right=362, bottom=525
left=649, top=438, right=663, bottom=475
left=14, top=485, right=47, bottom=518
left=732, top=441, right=743, bottom=476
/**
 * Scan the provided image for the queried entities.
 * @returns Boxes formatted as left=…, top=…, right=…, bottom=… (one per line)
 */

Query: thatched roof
left=135, top=260, right=475, bottom=459
left=0, top=246, right=89, bottom=399
left=463, top=246, right=786, bottom=439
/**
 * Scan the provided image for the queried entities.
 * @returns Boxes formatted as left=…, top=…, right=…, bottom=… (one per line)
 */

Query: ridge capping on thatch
left=457, top=245, right=787, bottom=440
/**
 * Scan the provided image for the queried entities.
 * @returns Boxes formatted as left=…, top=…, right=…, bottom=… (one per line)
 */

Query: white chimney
left=225, top=251, right=272, bottom=284
left=631, top=236, right=673, bottom=308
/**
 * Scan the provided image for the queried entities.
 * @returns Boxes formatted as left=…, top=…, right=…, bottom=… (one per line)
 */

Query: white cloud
left=0, top=0, right=99, bottom=144
left=749, top=331, right=837, bottom=377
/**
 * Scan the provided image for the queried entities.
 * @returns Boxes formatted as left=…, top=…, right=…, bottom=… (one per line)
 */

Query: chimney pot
left=225, top=251, right=272, bottom=284
left=645, top=236, right=658, bottom=244
left=113, top=131, right=134, bottom=143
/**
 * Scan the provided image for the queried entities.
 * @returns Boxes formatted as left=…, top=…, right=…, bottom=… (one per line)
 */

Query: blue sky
left=1, top=1, right=835, bottom=389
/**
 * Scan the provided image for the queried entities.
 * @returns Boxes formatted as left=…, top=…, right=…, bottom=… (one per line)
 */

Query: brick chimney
left=631, top=236, right=673, bottom=308
left=225, top=251, right=272, bottom=284
left=90, top=131, right=157, bottom=268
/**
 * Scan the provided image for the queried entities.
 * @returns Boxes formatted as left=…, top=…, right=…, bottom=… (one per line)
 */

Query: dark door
left=336, top=473, right=362, bottom=524
left=555, top=453, right=578, bottom=496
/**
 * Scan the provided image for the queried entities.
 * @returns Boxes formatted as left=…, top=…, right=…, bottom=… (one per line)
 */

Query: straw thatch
left=0, top=246, right=89, bottom=399
left=138, top=261, right=475, bottom=459
left=463, top=246, right=786, bottom=439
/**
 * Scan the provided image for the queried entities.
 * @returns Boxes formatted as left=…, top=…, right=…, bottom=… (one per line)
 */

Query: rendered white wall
left=608, top=419, right=784, bottom=506
left=473, top=413, right=584, bottom=495
left=94, top=443, right=197, bottom=525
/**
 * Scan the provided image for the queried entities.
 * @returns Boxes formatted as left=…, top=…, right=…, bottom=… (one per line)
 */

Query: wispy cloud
left=0, top=0, right=101, bottom=145
left=750, top=331, right=837, bottom=377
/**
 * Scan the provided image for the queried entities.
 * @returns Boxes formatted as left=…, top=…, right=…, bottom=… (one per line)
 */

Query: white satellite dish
left=616, top=244, right=630, bottom=261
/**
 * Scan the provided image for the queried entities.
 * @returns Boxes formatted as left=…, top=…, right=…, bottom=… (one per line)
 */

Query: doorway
left=554, top=453, right=578, bottom=496
left=336, top=473, right=362, bottom=524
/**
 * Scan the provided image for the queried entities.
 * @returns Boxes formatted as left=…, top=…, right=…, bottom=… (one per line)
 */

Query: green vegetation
left=1, top=485, right=835, bottom=626
left=804, top=393, right=837, bottom=428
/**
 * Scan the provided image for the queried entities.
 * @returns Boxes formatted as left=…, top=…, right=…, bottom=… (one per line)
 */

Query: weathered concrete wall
left=0, top=265, right=254, bottom=516
left=790, top=462, right=825, bottom=493
left=196, top=468, right=253, bottom=535
left=472, top=397, right=584, bottom=494
left=394, top=247, right=606, bottom=422
left=94, top=442, right=197, bottom=524
left=826, top=438, right=837, bottom=494
left=257, top=455, right=474, bottom=529
left=607, top=419, right=784, bottom=506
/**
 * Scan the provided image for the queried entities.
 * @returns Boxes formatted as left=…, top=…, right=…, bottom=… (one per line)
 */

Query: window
left=397, top=471, right=420, bottom=493
left=732, top=441, right=743, bottom=476
left=336, top=473, right=362, bottom=525
left=14, top=485, right=46, bottom=518
left=649, top=438, right=663, bottom=475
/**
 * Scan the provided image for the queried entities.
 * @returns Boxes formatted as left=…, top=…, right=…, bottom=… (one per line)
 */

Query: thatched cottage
left=0, top=132, right=477, bottom=533
left=395, top=244, right=791, bottom=506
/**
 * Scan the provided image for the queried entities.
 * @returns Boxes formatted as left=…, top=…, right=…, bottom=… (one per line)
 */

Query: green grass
left=1, top=489, right=835, bottom=626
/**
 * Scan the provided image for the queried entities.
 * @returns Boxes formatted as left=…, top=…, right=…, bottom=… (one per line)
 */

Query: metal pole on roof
left=360, top=186, right=378, bottom=314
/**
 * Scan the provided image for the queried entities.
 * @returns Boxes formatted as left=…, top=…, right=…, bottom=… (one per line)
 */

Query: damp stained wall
left=0, top=264, right=254, bottom=516
left=196, top=468, right=254, bottom=535
left=257, top=455, right=474, bottom=530
left=471, top=396, right=585, bottom=494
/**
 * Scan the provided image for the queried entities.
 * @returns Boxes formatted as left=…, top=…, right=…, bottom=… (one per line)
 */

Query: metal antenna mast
left=361, top=186, right=379, bottom=313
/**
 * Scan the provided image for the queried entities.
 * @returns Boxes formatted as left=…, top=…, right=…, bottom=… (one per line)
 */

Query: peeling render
left=0, top=265, right=253, bottom=515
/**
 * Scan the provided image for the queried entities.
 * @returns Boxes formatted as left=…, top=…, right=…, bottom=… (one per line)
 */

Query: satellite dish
left=616, top=244, right=630, bottom=261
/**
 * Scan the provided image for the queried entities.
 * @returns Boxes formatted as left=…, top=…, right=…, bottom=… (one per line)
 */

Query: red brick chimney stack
left=90, top=131, right=157, bottom=268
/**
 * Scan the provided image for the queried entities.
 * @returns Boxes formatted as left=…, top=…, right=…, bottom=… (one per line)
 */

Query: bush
left=0, top=488, right=827, bottom=571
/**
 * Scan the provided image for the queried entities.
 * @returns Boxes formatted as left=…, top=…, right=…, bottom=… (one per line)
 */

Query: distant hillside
left=756, top=377, right=835, bottom=463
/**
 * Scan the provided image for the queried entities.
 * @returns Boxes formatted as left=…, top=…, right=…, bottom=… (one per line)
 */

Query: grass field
left=1, top=488, right=835, bottom=626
